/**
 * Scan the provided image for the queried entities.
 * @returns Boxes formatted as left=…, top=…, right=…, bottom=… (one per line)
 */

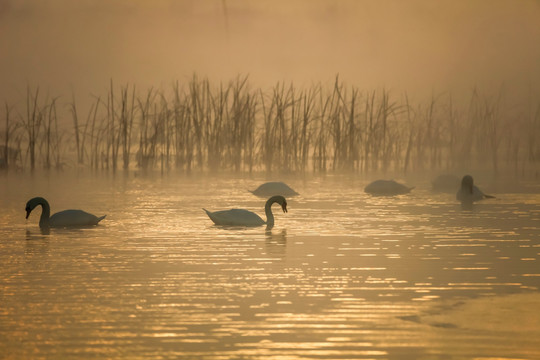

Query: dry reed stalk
left=2, top=104, right=11, bottom=169
left=137, top=88, right=156, bottom=170
left=346, top=87, right=360, bottom=171
left=50, top=100, right=64, bottom=170
left=160, top=92, right=173, bottom=172
left=232, top=76, right=254, bottom=172
left=329, top=79, right=344, bottom=171
left=87, top=97, right=101, bottom=170
left=70, top=97, right=82, bottom=165
left=443, top=95, right=459, bottom=170
left=43, top=98, right=58, bottom=169
left=312, top=84, right=335, bottom=172
left=299, top=87, right=316, bottom=172
left=3, top=77, right=540, bottom=176
left=259, top=86, right=274, bottom=173
left=205, top=80, right=224, bottom=171
left=24, top=86, right=44, bottom=172
left=402, top=95, right=414, bottom=173
left=120, top=85, right=136, bottom=170
left=189, top=75, right=205, bottom=170
left=171, top=81, right=189, bottom=171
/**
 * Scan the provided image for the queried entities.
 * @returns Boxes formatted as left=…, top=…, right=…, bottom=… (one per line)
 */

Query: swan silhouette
left=25, top=197, right=106, bottom=229
left=456, top=175, right=495, bottom=204
left=249, top=182, right=298, bottom=197
left=364, top=179, right=413, bottom=195
left=204, top=195, right=288, bottom=228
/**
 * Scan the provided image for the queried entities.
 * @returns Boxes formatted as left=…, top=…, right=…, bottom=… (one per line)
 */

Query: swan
left=364, top=179, right=413, bottom=195
left=249, top=182, right=298, bottom=197
left=456, top=175, right=495, bottom=204
left=25, top=197, right=106, bottom=229
left=204, top=195, right=287, bottom=228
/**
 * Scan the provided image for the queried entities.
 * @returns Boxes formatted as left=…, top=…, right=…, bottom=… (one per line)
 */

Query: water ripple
left=1, top=174, right=540, bottom=358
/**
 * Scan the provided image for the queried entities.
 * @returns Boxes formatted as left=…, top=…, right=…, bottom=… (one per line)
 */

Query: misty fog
left=3, top=2, right=540, bottom=358
left=1, top=0, right=540, bottom=176
left=1, top=0, right=539, bottom=102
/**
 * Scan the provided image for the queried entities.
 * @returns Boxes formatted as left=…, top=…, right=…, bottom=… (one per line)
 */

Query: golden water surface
left=1, top=172, right=539, bottom=359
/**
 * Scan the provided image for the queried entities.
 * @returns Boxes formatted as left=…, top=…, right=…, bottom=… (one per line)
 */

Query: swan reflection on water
left=25, top=229, right=50, bottom=240
left=24, top=230, right=50, bottom=257
left=265, top=228, right=287, bottom=257
left=460, top=202, right=475, bottom=211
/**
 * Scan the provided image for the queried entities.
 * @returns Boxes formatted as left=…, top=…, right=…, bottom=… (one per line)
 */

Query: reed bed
left=1, top=76, right=539, bottom=177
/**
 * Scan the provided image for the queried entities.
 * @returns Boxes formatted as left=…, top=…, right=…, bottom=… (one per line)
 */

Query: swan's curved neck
left=37, top=199, right=51, bottom=228
left=265, top=200, right=275, bottom=228
left=264, top=196, right=284, bottom=228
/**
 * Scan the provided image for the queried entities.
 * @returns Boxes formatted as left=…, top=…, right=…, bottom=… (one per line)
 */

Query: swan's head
left=461, top=175, right=474, bottom=194
left=25, top=197, right=46, bottom=219
left=268, top=195, right=288, bottom=213
left=25, top=200, right=36, bottom=219
left=275, top=195, right=287, bottom=213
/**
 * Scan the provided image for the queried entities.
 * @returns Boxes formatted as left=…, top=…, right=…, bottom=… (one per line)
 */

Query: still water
left=1, top=171, right=540, bottom=359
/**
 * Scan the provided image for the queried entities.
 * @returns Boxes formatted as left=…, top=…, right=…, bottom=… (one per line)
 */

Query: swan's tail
left=484, top=194, right=496, bottom=199
left=96, top=215, right=106, bottom=223
left=202, top=208, right=217, bottom=224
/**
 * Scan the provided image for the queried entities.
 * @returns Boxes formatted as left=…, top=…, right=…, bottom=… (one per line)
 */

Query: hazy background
left=1, top=0, right=540, bottom=105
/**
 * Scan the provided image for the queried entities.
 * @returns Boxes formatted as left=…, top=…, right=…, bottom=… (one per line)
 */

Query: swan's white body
left=249, top=182, right=298, bottom=197
left=456, top=175, right=494, bottom=204
left=204, top=195, right=287, bottom=228
left=457, top=186, right=487, bottom=202
left=204, top=208, right=267, bottom=226
left=25, top=197, right=106, bottom=229
left=364, top=180, right=413, bottom=195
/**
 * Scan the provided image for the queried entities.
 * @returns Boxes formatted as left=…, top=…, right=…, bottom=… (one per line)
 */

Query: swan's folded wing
left=252, top=182, right=298, bottom=197
left=472, top=186, right=489, bottom=201
left=457, top=186, right=492, bottom=202
left=49, top=209, right=104, bottom=227
left=205, top=208, right=265, bottom=226
left=365, top=180, right=411, bottom=195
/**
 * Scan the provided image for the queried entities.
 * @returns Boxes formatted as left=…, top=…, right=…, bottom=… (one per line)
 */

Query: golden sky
left=1, top=0, right=539, bottom=102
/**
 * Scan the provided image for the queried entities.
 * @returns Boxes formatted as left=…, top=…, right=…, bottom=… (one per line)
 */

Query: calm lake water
left=1, top=171, right=540, bottom=359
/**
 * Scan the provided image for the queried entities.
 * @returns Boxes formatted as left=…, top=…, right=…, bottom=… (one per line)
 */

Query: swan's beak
left=282, top=202, right=288, bottom=213
left=25, top=209, right=30, bottom=219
